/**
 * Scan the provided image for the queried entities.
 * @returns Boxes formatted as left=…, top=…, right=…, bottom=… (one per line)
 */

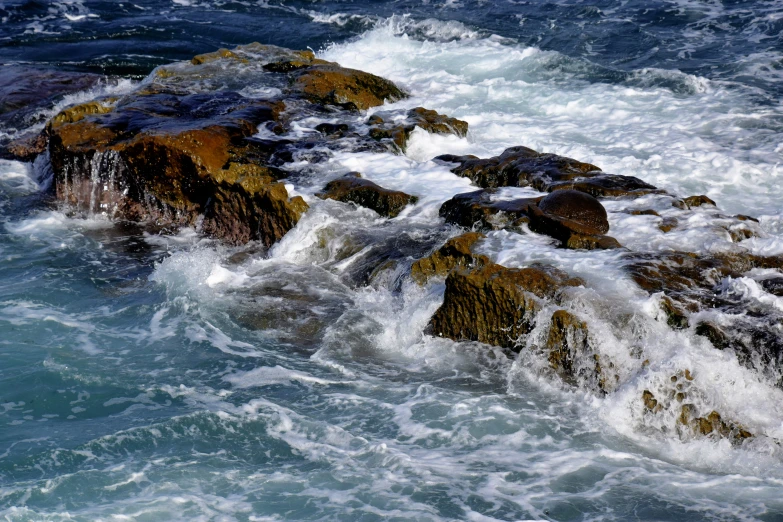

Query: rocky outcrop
left=544, top=309, right=608, bottom=393
left=410, top=232, right=489, bottom=284
left=429, top=261, right=584, bottom=349
left=317, top=173, right=418, bottom=218
left=43, top=43, right=422, bottom=245
left=440, top=188, right=620, bottom=250
left=436, top=146, right=659, bottom=197
left=369, top=107, right=468, bottom=151
left=642, top=372, right=753, bottom=445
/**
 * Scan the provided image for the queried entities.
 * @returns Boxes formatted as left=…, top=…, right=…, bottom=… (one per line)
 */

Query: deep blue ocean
left=1, top=1, right=783, bottom=520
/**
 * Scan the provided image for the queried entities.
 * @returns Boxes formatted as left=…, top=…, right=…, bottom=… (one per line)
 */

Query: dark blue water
left=1, top=0, right=782, bottom=98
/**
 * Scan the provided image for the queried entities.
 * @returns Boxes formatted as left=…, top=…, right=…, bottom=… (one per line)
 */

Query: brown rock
left=545, top=309, right=607, bottom=392
left=5, top=132, right=46, bottom=162
left=47, top=90, right=307, bottom=246
left=318, top=174, right=417, bottom=218
left=673, top=195, right=717, bottom=209
left=527, top=203, right=621, bottom=250
left=429, top=262, right=584, bottom=349
left=294, top=64, right=407, bottom=111
left=410, top=232, right=489, bottom=284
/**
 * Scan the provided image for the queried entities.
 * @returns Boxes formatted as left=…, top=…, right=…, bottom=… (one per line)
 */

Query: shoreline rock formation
left=14, top=43, right=783, bottom=446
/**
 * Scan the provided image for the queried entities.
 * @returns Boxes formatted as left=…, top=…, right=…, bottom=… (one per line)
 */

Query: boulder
left=410, top=232, right=489, bottom=284
left=317, top=173, right=418, bottom=218
left=439, top=189, right=540, bottom=231
left=527, top=191, right=620, bottom=250
left=429, top=261, right=584, bottom=349
left=673, top=195, right=717, bottom=209
left=293, top=63, right=407, bottom=111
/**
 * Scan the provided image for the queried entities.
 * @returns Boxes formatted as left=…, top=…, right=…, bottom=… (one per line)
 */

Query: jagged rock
left=369, top=107, right=468, bottom=151
left=544, top=309, right=607, bottom=392
left=659, top=295, right=689, bottom=329
left=410, top=232, right=489, bottom=284
left=318, top=173, right=417, bottom=218
left=760, top=277, right=783, bottom=297
left=679, top=405, right=753, bottom=443
left=47, top=89, right=307, bottom=246
left=437, top=145, right=660, bottom=198
left=429, top=261, right=584, bottom=349
left=695, top=321, right=729, bottom=349
left=659, top=217, right=678, bottom=233
left=674, top=195, right=717, bottom=209
left=439, top=189, right=540, bottom=231
left=294, top=63, right=407, bottom=111
left=5, top=132, right=46, bottom=162
left=43, top=43, right=442, bottom=245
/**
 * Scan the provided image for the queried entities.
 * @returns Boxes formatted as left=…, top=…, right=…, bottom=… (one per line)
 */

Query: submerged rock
left=544, top=309, right=608, bottom=393
left=317, top=173, right=418, bottom=218
left=369, top=107, right=468, bottom=151
left=429, top=261, right=584, bottom=349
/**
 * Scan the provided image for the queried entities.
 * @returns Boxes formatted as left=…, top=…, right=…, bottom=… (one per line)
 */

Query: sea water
left=1, top=1, right=783, bottom=520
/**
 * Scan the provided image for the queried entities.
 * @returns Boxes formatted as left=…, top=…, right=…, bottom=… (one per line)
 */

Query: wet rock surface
left=368, top=107, right=468, bottom=151
left=318, top=173, right=418, bottom=218
left=43, top=43, right=418, bottom=245
left=437, top=146, right=659, bottom=197
left=429, top=261, right=584, bottom=350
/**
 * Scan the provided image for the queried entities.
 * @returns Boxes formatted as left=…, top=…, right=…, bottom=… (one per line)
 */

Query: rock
left=544, top=309, right=607, bottom=392
left=642, top=390, right=661, bottom=412
left=429, top=261, right=584, bottom=349
left=760, top=277, right=783, bottom=297
left=659, top=217, right=678, bottom=233
left=673, top=195, right=717, bottom=210
left=660, top=295, right=689, bottom=329
left=537, top=190, right=610, bottom=235
left=437, top=145, right=661, bottom=198
left=318, top=174, right=418, bottom=218
left=294, top=63, right=407, bottom=111
left=527, top=200, right=621, bottom=250
left=695, top=321, right=730, bottom=349
left=679, top=406, right=753, bottom=443
left=410, top=232, right=489, bottom=284
left=439, top=189, right=540, bottom=231
left=5, top=132, right=46, bottom=162
left=47, top=88, right=308, bottom=246
left=369, top=107, right=468, bottom=151
left=438, top=146, right=599, bottom=189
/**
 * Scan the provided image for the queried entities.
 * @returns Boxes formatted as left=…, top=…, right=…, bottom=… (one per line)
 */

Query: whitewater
left=2, top=4, right=783, bottom=521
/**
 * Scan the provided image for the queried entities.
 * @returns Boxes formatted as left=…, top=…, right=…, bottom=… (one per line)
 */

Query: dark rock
left=527, top=200, right=620, bottom=250
left=550, top=174, right=659, bottom=198
left=429, top=261, right=584, bottom=349
left=439, top=189, right=540, bottom=231
left=315, top=123, right=349, bottom=136
left=410, top=232, right=489, bottom=284
left=659, top=217, right=678, bottom=233
left=318, top=174, right=417, bottom=218
left=760, top=277, right=783, bottom=297
left=695, top=321, right=729, bottom=349
left=660, top=295, right=689, bottom=329
left=537, top=190, right=609, bottom=235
